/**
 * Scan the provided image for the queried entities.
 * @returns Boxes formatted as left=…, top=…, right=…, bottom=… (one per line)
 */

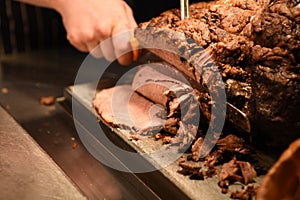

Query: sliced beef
left=132, top=63, right=200, bottom=123
left=132, top=64, right=199, bottom=145
left=93, top=85, right=165, bottom=134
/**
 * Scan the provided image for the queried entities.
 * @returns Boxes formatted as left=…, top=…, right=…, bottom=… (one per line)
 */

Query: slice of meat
left=132, top=63, right=189, bottom=107
left=93, top=85, right=164, bottom=133
left=132, top=64, right=200, bottom=138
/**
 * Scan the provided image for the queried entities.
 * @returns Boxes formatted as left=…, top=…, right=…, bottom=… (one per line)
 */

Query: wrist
left=50, top=0, right=72, bottom=14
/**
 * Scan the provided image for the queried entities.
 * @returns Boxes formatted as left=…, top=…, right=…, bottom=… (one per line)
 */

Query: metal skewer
left=180, top=0, right=189, bottom=20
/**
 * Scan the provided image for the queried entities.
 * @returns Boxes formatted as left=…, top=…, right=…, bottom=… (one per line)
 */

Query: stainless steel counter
left=0, top=105, right=86, bottom=200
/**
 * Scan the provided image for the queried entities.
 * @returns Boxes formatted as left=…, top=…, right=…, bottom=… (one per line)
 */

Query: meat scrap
left=219, top=158, right=243, bottom=184
left=191, top=137, right=213, bottom=162
left=216, top=134, right=246, bottom=153
left=202, top=134, right=253, bottom=167
left=39, top=96, right=55, bottom=106
left=178, top=162, right=218, bottom=180
left=238, top=161, right=257, bottom=185
left=163, top=117, right=180, bottom=135
left=154, top=133, right=164, bottom=140
left=1, top=87, right=8, bottom=94
left=191, top=137, right=204, bottom=162
left=219, top=157, right=257, bottom=193
left=178, top=162, right=202, bottom=176
left=128, top=134, right=140, bottom=141
left=230, top=184, right=257, bottom=200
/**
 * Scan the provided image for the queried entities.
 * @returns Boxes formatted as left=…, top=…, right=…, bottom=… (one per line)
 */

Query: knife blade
left=180, top=0, right=190, bottom=20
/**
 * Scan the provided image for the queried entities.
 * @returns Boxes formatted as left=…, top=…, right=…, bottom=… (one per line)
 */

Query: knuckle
left=67, top=32, right=79, bottom=45
left=68, top=29, right=95, bottom=43
left=83, top=31, right=95, bottom=43
left=67, top=32, right=87, bottom=52
left=95, top=23, right=110, bottom=39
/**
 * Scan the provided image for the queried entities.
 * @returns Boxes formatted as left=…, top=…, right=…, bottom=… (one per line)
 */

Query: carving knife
left=180, top=0, right=189, bottom=20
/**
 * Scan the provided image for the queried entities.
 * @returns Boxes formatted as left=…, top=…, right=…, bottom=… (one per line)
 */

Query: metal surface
left=0, top=106, right=86, bottom=200
left=226, top=102, right=251, bottom=133
left=180, top=0, right=189, bottom=20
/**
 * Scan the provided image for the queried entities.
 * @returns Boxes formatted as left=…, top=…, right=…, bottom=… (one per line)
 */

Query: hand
left=55, top=0, right=137, bottom=65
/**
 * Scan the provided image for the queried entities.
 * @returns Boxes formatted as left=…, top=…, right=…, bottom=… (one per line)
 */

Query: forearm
left=15, top=0, right=67, bottom=12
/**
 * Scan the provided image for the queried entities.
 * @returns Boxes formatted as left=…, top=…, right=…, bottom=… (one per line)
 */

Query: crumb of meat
left=39, top=96, right=55, bottom=106
left=163, top=117, right=180, bottom=134
left=230, top=184, right=257, bottom=200
left=128, top=134, right=140, bottom=141
left=1, top=87, right=8, bottom=94
left=191, top=137, right=213, bottom=161
left=178, top=163, right=202, bottom=176
left=191, top=137, right=204, bottom=161
left=178, top=161, right=218, bottom=180
left=72, top=143, right=77, bottom=149
left=154, top=133, right=163, bottom=140
left=178, top=156, right=186, bottom=164
left=163, top=136, right=173, bottom=144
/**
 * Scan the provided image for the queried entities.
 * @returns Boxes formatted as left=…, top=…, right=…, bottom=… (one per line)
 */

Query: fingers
left=87, top=41, right=103, bottom=58
left=112, top=27, right=133, bottom=65
left=124, top=1, right=138, bottom=28
left=100, top=38, right=116, bottom=62
left=67, top=33, right=89, bottom=53
left=112, top=4, right=138, bottom=65
left=65, top=1, right=138, bottom=65
left=90, top=46, right=103, bottom=59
